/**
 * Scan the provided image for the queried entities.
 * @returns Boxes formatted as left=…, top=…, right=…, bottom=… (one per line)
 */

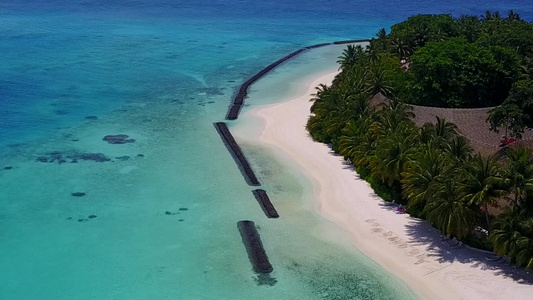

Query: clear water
left=1, top=1, right=532, bottom=299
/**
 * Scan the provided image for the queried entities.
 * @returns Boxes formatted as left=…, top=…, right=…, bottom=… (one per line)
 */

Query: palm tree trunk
left=484, top=203, right=491, bottom=233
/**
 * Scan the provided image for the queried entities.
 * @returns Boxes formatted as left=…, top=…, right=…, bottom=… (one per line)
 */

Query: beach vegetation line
left=306, top=11, right=533, bottom=269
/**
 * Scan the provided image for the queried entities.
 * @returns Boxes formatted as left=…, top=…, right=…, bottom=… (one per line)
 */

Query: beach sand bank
left=238, top=71, right=533, bottom=300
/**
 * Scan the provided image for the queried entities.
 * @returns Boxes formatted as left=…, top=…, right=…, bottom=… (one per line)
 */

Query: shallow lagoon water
left=1, top=1, right=533, bottom=299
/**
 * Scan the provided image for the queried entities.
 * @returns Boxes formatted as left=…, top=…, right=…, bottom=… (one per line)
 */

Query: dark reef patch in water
left=164, top=211, right=179, bottom=216
left=76, top=153, right=110, bottom=162
left=37, top=152, right=111, bottom=164
left=103, top=134, right=135, bottom=144
left=37, top=156, right=49, bottom=162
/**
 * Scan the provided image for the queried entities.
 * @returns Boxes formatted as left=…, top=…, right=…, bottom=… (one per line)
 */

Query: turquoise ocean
left=1, top=1, right=532, bottom=299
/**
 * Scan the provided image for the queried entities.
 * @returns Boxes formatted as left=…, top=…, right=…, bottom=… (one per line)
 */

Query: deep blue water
left=1, top=1, right=533, bottom=299
left=2, top=0, right=532, bottom=148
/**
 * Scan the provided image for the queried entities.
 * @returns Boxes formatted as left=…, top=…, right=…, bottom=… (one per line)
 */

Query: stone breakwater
left=214, top=122, right=261, bottom=186
left=226, top=39, right=370, bottom=120
left=221, top=41, right=369, bottom=277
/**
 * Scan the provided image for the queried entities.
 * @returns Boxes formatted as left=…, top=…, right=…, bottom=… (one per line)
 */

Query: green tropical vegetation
left=307, top=11, right=533, bottom=269
left=362, top=10, right=533, bottom=135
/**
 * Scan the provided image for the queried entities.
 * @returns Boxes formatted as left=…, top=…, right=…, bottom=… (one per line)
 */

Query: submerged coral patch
left=36, top=152, right=111, bottom=164
left=254, top=274, right=277, bottom=286
left=103, top=134, right=135, bottom=144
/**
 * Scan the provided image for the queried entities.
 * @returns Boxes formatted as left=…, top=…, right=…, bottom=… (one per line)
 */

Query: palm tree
left=372, top=103, right=413, bottom=140
left=521, top=56, right=533, bottom=79
left=481, top=11, right=502, bottom=22
left=307, top=84, right=332, bottom=142
left=507, top=10, right=522, bottom=22
left=309, top=84, right=330, bottom=123
left=503, top=146, right=533, bottom=207
left=490, top=209, right=533, bottom=268
left=490, top=209, right=524, bottom=259
left=429, top=28, right=448, bottom=43
left=424, top=177, right=478, bottom=239
left=515, top=218, right=533, bottom=268
left=516, top=236, right=533, bottom=269
left=444, top=135, right=473, bottom=162
left=371, top=125, right=419, bottom=186
left=434, top=117, right=457, bottom=139
left=310, top=83, right=328, bottom=102
left=322, top=90, right=357, bottom=139
left=462, top=154, right=506, bottom=230
left=420, top=117, right=458, bottom=147
left=337, top=64, right=368, bottom=96
left=365, top=40, right=381, bottom=64
left=375, top=28, right=388, bottom=51
left=390, top=38, right=413, bottom=59
left=480, top=11, right=503, bottom=38
left=349, top=129, right=379, bottom=168
left=338, top=116, right=376, bottom=163
left=401, top=142, right=447, bottom=209
left=376, top=28, right=387, bottom=41
left=366, top=65, right=394, bottom=97
left=419, top=124, right=437, bottom=145
left=337, top=44, right=364, bottom=70
left=456, top=15, right=481, bottom=43
left=413, top=24, right=430, bottom=48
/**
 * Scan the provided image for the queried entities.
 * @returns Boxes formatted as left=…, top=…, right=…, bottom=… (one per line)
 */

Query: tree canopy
left=369, top=12, right=530, bottom=111
left=409, top=38, right=511, bottom=107
left=488, top=79, right=533, bottom=138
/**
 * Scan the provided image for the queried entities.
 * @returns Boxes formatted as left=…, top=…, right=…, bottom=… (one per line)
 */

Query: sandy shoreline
left=243, top=71, right=533, bottom=299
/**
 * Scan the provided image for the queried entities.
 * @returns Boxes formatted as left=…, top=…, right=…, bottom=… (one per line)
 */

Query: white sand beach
left=243, top=71, right=533, bottom=300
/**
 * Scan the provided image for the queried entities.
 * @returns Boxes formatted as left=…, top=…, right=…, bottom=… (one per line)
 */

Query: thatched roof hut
left=368, top=94, right=533, bottom=156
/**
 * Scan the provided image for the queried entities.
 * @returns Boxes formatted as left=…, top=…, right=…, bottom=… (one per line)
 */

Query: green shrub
left=356, top=166, right=404, bottom=203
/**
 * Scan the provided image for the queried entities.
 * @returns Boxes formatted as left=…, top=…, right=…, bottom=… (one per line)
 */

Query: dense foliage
left=307, top=11, right=533, bottom=269
left=410, top=38, right=517, bottom=107
left=489, top=79, right=533, bottom=138
left=369, top=11, right=532, bottom=135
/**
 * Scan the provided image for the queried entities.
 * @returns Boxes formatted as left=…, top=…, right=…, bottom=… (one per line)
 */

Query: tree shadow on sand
left=404, top=218, right=533, bottom=285
left=326, top=146, right=533, bottom=285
